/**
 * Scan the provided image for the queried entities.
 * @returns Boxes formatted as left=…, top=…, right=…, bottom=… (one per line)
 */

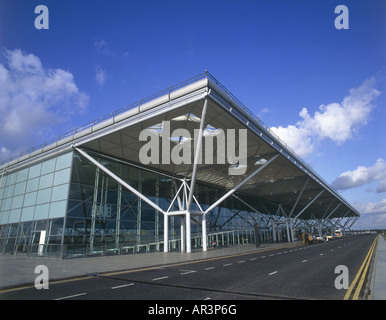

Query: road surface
left=0, top=234, right=376, bottom=301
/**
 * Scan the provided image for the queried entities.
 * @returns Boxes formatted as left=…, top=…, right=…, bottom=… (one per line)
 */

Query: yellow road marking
left=0, top=275, right=92, bottom=294
left=344, top=236, right=378, bottom=300
left=352, top=237, right=378, bottom=300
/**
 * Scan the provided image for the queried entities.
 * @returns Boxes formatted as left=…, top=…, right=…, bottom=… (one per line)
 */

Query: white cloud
left=331, top=158, right=386, bottom=192
left=357, top=199, right=386, bottom=215
left=94, top=38, right=115, bottom=57
left=95, top=66, right=107, bottom=87
left=270, top=78, right=380, bottom=157
left=257, top=107, right=270, bottom=118
left=352, top=198, right=386, bottom=229
left=0, top=48, right=89, bottom=161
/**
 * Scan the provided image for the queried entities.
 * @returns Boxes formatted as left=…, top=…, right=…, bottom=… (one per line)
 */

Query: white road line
left=302, top=260, right=308, bottom=263
left=269, top=271, right=278, bottom=276
left=223, top=263, right=233, bottom=267
left=152, top=276, right=168, bottom=281
left=261, top=256, right=266, bottom=258
left=320, top=253, right=324, bottom=256
left=54, top=293, right=87, bottom=300
left=111, top=283, right=134, bottom=289
left=250, top=258, right=257, bottom=261
left=238, top=260, right=245, bottom=263
left=205, top=267, right=215, bottom=270
left=180, top=270, right=197, bottom=275
left=269, top=254, right=275, bottom=257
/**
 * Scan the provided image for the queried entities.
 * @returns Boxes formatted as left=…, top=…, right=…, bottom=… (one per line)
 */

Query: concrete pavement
left=370, top=234, right=386, bottom=300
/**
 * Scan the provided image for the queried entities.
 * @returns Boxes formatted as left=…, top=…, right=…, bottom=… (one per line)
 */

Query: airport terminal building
left=0, top=72, right=359, bottom=258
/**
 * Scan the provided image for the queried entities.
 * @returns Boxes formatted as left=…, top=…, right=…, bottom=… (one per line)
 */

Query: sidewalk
left=0, top=241, right=302, bottom=290
left=371, top=234, right=386, bottom=300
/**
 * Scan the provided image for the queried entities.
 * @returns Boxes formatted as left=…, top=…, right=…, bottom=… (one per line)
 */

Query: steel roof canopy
left=0, top=72, right=359, bottom=221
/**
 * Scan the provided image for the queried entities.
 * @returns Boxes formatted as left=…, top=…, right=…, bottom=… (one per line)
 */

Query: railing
left=22, top=229, right=258, bottom=258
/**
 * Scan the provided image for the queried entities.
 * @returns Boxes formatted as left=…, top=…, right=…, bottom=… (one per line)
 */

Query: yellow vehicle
left=335, top=230, right=343, bottom=238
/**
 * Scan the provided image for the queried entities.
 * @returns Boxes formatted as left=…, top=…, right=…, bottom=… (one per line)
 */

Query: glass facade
left=0, top=150, right=281, bottom=257
left=0, top=152, right=72, bottom=255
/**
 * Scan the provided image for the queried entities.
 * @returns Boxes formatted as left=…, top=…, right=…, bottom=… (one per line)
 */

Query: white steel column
left=186, top=211, right=191, bottom=253
left=286, top=221, right=290, bottom=242
left=174, top=181, right=185, bottom=252
left=202, top=214, right=207, bottom=251
left=164, top=213, right=168, bottom=252
left=181, top=216, right=185, bottom=252
left=272, top=222, right=276, bottom=242
left=186, top=99, right=208, bottom=253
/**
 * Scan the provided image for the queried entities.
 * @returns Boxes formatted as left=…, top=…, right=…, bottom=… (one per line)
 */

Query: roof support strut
left=293, top=189, right=325, bottom=220
left=75, top=148, right=166, bottom=215
left=204, top=154, right=280, bottom=215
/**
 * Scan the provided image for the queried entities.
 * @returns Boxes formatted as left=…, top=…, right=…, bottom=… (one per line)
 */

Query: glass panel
left=24, top=191, right=37, bottom=207
left=41, top=158, right=56, bottom=175
left=16, top=168, right=29, bottom=183
left=0, top=197, right=11, bottom=211
left=11, top=195, right=24, bottom=209
left=21, top=206, right=35, bottom=222
left=53, top=168, right=71, bottom=186
left=39, top=173, right=54, bottom=189
left=55, top=152, right=73, bottom=171
left=14, top=182, right=26, bottom=196
left=8, top=223, right=18, bottom=237
left=8, top=209, right=21, bottom=223
left=36, top=188, right=52, bottom=205
left=49, top=218, right=64, bottom=237
left=26, top=177, right=39, bottom=193
left=34, top=219, right=48, bottom=231
left=7, top=172, right=17, bottom=186
left=4, top=185, right=15, bottom=198
left=28, top=163, right=42, bottom=179
left=0, top=174, right=8, bottom=188
left=51, top=184, right=69, bottom=202
left=49, top=200, right=67, bottom=219
left=0, top=211, right=9, bottom=225
left=34, top=204, right=49, bottom=220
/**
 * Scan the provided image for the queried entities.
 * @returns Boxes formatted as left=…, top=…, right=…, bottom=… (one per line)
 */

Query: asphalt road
left=0, top=234, right=376, bottom=301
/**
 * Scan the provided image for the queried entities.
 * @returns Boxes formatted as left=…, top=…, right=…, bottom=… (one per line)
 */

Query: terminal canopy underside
left=77, top=85, right=358, bottom=226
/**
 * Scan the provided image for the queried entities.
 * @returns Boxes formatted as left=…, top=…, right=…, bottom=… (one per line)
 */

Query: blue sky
left=0, top=0, right=385, bottom=229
